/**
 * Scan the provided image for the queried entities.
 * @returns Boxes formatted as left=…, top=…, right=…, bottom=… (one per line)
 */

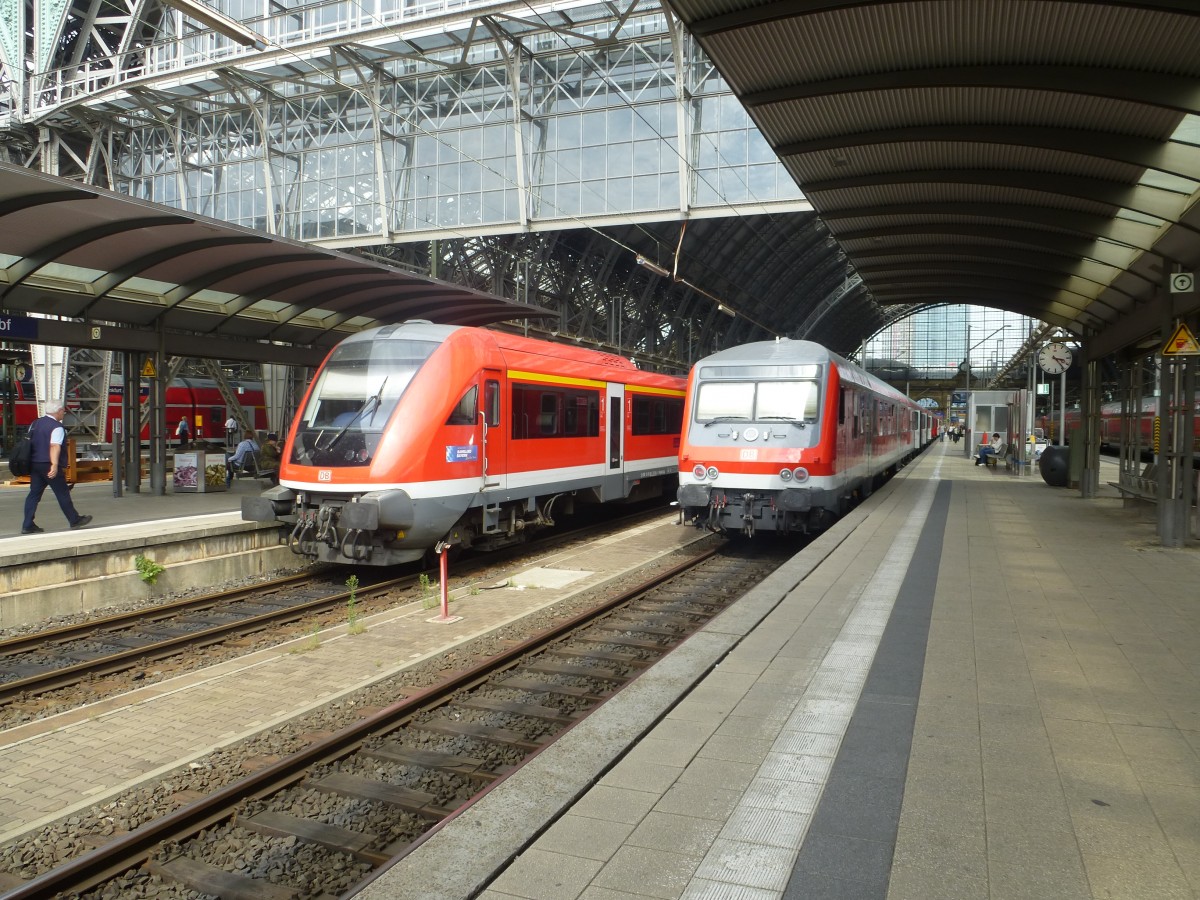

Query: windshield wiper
left=703, top=415, right=750, bottom=428
left=319, top=377, right=389, bottom=452
left=758, top=415, right=808, bottom=426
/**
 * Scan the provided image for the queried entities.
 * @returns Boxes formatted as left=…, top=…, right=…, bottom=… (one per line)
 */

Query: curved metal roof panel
left=664, top=0, right=1200, bottom=350
left=0, top=161, right=551, bottom=355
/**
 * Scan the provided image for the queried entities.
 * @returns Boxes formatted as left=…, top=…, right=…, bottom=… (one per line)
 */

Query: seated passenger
left=258, top=434, right=281, bottom=484
left=976, top=432, right=1003, bottom=466
left=260, top=434, right=281, bottom=464
left=226, top=431, right=261, bottom=484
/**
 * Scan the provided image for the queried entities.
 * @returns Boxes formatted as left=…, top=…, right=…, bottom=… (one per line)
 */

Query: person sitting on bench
left=976, top=432, right=1003, bottom=466
left=225, top=430, right=260, bottom=485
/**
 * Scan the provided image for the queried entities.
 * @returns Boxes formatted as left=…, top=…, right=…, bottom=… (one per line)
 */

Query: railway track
left=3, top=543, right=789, bottom=899
left=0, top=571, right=398, bottom=705
left=0, top=505, right=672, bottom=713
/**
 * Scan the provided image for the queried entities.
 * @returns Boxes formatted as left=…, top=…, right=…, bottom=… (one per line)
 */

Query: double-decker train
left=1049, top=392, right=1200, bottom=464
left=243, top=321, right=687, bottom=566
left=677, top=339, right=932, bottom=536
left=2, top=372, right=268, bottom=443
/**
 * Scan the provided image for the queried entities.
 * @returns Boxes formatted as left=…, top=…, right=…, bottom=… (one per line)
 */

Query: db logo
left=318, top=470, right=332, bottom=481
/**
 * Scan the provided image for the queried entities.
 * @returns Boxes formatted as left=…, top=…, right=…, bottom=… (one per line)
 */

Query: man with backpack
left=21, top=401, right=92, bottom=534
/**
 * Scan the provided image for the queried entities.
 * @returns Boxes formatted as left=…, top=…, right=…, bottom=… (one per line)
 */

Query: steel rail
left=2, top=545, right=719, bottom=899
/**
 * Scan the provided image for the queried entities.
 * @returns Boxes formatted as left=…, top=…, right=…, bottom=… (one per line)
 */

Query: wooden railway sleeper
left=238, top=810, right=389, bottom=866
left=310, top=772, right=453, bottom=820
left=415, top=718, right=547, bottom=750
left=361, top=743, right=499, bottom=782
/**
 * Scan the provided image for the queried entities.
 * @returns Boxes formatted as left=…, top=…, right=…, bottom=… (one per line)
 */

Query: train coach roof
left=698, top=338, right=835, bottom=368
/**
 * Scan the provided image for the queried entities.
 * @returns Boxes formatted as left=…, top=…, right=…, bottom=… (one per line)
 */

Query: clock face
left=1038, top=342, right=1072, bottom=375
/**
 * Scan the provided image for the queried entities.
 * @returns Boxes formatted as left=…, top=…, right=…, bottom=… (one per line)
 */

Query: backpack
left=8, top=436, right=32, bottom=478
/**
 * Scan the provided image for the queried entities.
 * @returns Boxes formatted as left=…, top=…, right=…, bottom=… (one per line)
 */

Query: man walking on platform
left=224, top=414, right=238, bottom=447
left=22, top=401, right=92, bottom=534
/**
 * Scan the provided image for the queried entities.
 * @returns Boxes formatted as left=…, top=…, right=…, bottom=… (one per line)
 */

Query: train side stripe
left=280, top=455, right=679, bottom=499
left=508, top=370, right=607, bottom=389
left=626, top=385, right=687, bottom=397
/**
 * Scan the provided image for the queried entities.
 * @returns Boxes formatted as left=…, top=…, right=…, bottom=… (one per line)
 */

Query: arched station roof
left=660, top=0, right=1200, bottom=357
left=0, top=161, right=552, bottom=362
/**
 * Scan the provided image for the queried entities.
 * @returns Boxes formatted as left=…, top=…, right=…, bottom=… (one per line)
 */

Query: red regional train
left=677, top=339, right=932, bottom=536
left=3, top=373, right=268, bottom=443
left=242, top=321, right=687, bottom=565
left=1049, top=393, right=1200, bottom=462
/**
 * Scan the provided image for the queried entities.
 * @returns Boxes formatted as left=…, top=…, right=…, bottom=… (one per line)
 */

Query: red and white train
left=677, top=339, right=933, bottom=536
left=243, top=321, right=687, bottom=565
left=1047, top=393, right=1200, bottom=463
left=2, top=372, right=268, bottom=443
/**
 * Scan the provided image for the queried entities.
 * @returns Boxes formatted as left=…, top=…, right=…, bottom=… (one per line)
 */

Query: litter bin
left=1038, top=445, right=1070, bottom=487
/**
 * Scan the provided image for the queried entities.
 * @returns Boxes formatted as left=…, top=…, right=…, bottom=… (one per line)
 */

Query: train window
left=446, top=385, right=477, bottom=425
left=485, top=380, right=499, bottom=427
left=757, top=381, right=819, bottom=422
left=696, top=380, right=817, bottom=424
left=839, top=388, right=845, bottom=426
left=298, top=339, right=435, bottom=431
left=695, top=382, right=754, bottom=422
left=511, top=384, right=599, bottom=439
left=632, top=395, right=684, bottom=435
left=700, top=364, right=819, bottom=378
left=289, top=339, right=436, bottom=468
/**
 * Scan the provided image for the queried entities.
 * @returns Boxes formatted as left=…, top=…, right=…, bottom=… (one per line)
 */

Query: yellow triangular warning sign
left=141, top=358, right=157, bottom=377
left=1162, top=322, right=1200, bottom=356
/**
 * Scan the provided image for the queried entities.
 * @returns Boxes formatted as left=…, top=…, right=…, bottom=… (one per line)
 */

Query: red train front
left=677, top=339, right=928, bottom=536
left=243, top=321, right=686, bottom=565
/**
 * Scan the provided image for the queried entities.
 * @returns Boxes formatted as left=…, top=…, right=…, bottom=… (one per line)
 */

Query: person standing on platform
left=224, top=414, right=238, bottom=447
left=21, top=400, right=92, bottom=534
left=175, top=415, right=191, bottom=449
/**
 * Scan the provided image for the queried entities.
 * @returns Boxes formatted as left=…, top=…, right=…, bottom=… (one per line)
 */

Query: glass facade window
left=108, top=2, right=806, bottom=239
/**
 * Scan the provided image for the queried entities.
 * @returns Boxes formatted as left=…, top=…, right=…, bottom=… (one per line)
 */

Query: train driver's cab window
left=291, top=338, right=437, bottom=467
left=446, top=385, right=477, bottom=425
left=695, top=380, right=819, bottom=425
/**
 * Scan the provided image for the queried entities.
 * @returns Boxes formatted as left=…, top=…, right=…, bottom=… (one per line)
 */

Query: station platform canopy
left=661, top=0, right=1200, bottom=359
left=0, top=161, right=553, bottom=362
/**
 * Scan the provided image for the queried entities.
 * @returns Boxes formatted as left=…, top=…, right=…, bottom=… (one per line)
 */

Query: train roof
left=695, top=338, right=843, bottom=369
left=340, top=320, right=684, bottom=388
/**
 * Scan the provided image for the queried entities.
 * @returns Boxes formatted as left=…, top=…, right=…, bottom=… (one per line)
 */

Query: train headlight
left=792, top=467, right=809, bottom=483
left=692, top=464, right=708, bottom=481
left=779, top=468, right=793, bottom=481
left=706, top=466, right=719, bottom=481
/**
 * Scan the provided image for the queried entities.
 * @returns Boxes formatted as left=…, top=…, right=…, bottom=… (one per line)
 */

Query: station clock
left=1037, top=342, right=1072, bottom=375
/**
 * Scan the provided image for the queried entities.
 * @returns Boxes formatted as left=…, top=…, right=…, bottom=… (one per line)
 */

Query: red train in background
left=677, top=339, right=933, bottom=536
left=3, top=372, right=268, bottom=443
left=1047, top=393, right=1200, bottom=462
left=243, top=321, right=687, bottom=565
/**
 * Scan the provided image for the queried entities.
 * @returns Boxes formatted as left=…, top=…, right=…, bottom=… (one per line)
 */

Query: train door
left=480, top=370, right=504, bottom=494
left=603, top=382, right=624, bottom=500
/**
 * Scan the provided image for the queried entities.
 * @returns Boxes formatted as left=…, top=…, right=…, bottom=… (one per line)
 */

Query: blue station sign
left=0, top=314, right=38, bottom=339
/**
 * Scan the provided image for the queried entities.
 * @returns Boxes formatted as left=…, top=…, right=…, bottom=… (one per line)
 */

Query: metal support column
left=1160, top=350, right=1196, bottom=547
left=1080, top=338, right=1100, bottom=499
left=149, top=346, right=167, bottom=495
left=122, top=352, right=141, bottom=493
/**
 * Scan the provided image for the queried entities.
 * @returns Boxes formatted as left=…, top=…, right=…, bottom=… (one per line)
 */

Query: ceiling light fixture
left=635, top=255, right=670, bottom=278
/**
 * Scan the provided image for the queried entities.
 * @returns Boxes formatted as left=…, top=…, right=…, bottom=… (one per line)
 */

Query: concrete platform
left=0, top=477, right=296, bottom=629
left=370, top=442, right=1200, bottom=900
